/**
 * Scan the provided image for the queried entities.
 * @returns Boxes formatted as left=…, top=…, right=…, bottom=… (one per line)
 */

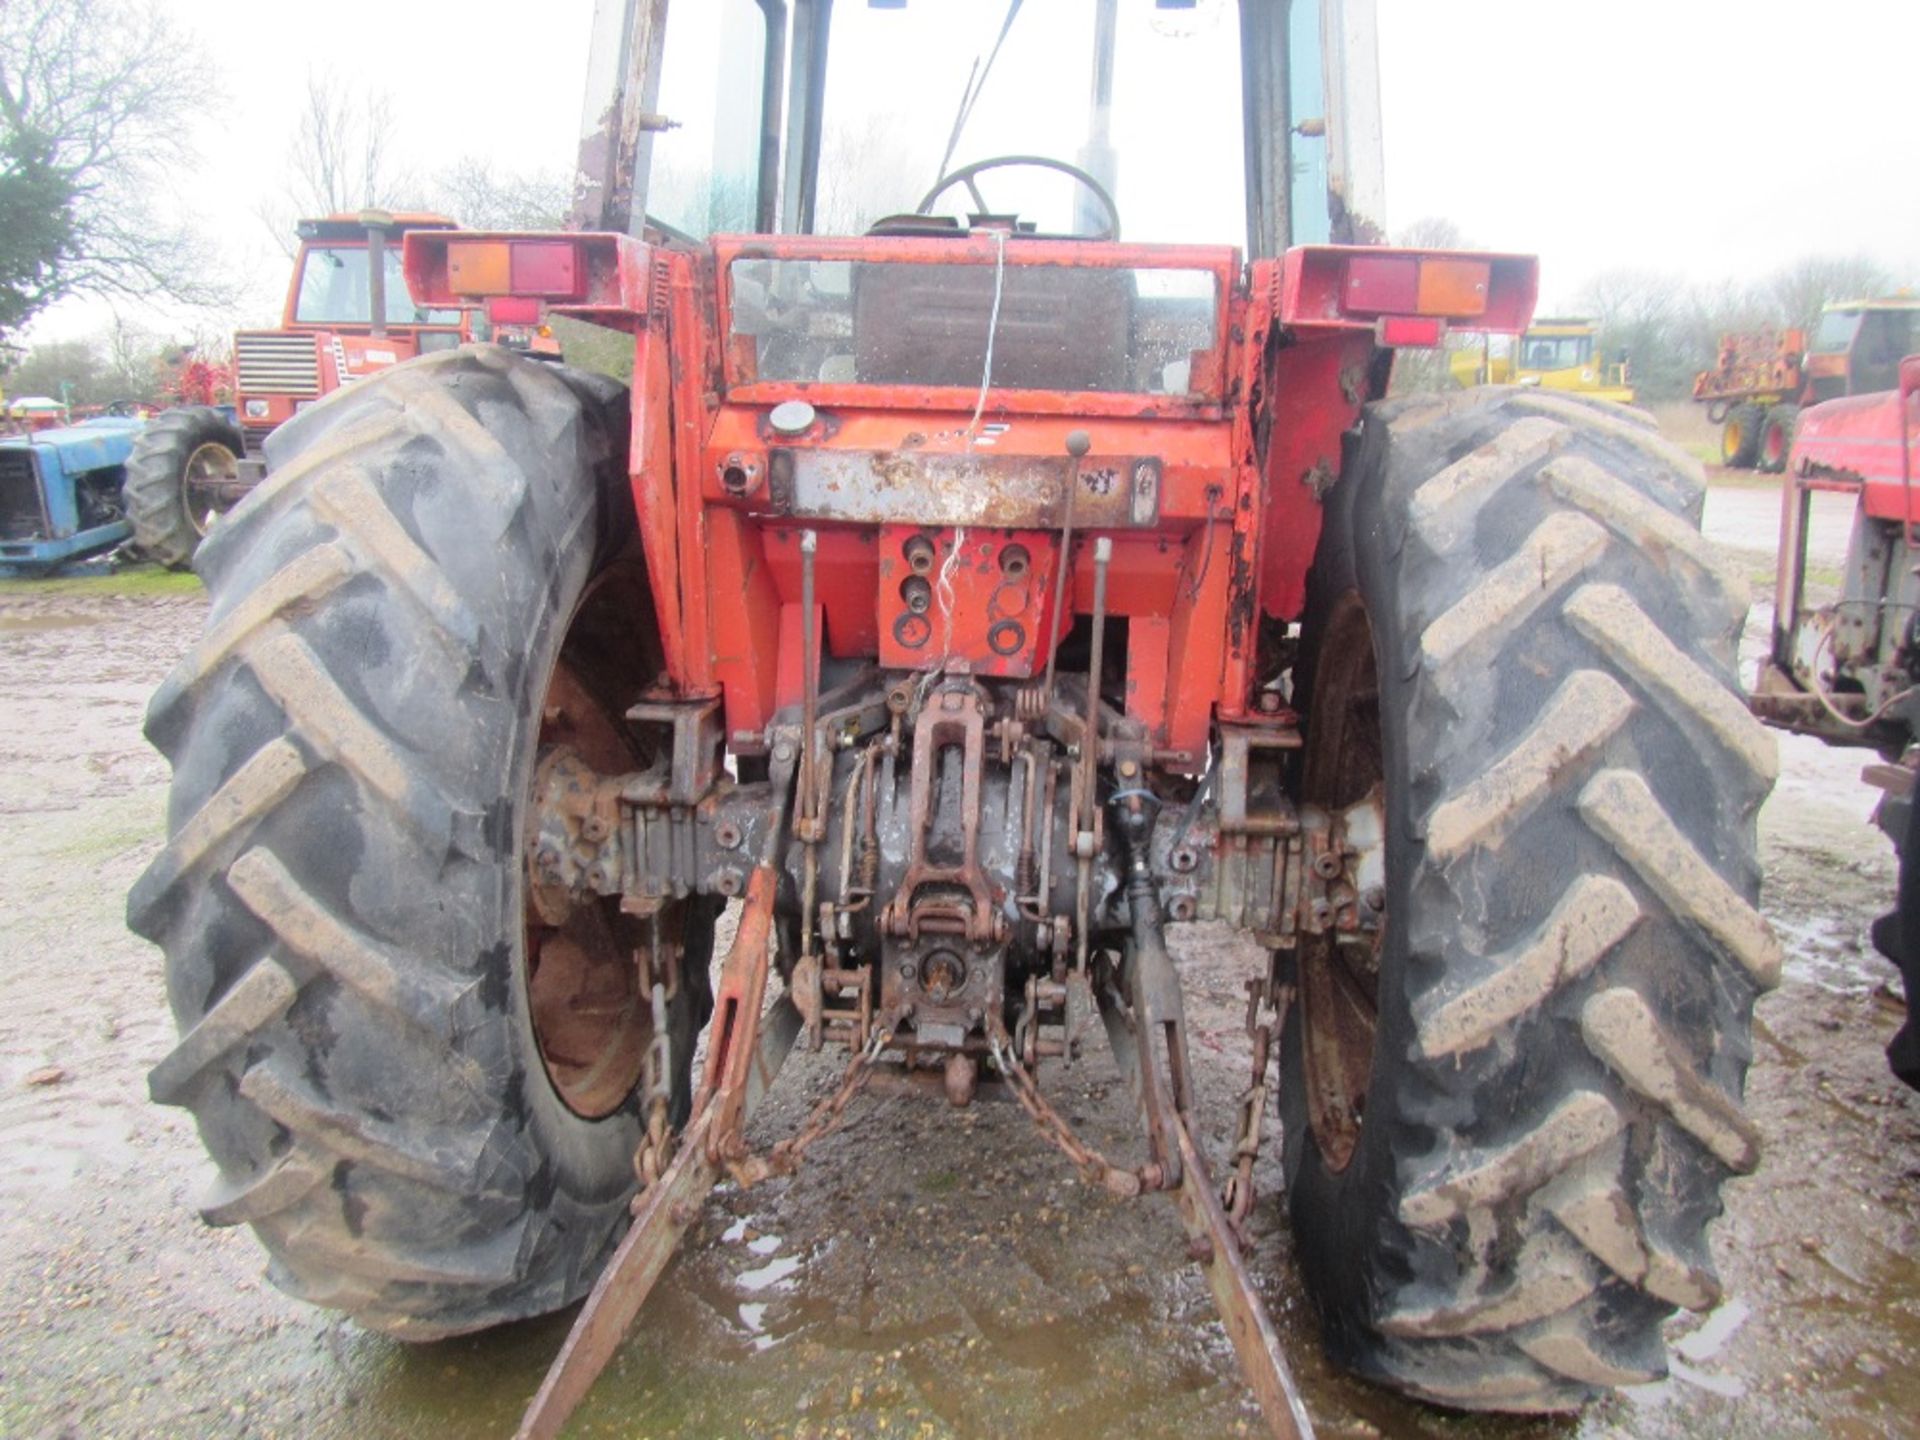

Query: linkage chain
left=989, top=1024, right=1161, bottom=1200
left=725, top=1010, right=903, bottom=1189
left=633, top=972, right=677, bottom=1189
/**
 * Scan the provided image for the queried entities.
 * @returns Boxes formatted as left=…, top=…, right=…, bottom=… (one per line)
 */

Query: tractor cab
left=407, top=0, right=1531, bottom=731
left=230, top=212, right=472, bottom=457
left=1450, top=317, right=1634, bottom=402
left=1807, top=297, right=1920, bottom=403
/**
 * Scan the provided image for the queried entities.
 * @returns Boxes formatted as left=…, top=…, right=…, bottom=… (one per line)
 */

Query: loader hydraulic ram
left=132, top=1, right=1779, bottom=1433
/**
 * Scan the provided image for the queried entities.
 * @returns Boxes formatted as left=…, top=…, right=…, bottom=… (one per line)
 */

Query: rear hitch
left=514, top=691, right=1322, bottom=1440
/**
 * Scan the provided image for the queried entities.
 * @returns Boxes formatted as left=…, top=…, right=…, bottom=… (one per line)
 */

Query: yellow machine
left=1450, top=316, right=1634, bottom=403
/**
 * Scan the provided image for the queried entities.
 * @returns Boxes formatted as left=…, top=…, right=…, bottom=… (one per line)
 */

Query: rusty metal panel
left=776, top=448, right=1161, bottom=531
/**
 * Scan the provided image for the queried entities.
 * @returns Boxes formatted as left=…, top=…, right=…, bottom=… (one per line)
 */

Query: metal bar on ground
left=513, top=997, right=801, bottom=1440
left=1172, top=1112, right=1317, bottom=1440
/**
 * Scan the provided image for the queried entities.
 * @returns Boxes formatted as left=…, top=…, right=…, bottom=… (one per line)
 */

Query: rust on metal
left=516, top=854, right=797, bottom=1440
left=1172, top=1112, right=1318, bottom=1440
left=514, top=1103, right=722, bottom=1440
left=777, top=447, right=1154, bottom=530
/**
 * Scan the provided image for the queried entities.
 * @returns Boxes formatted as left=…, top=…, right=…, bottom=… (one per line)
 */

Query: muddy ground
left=0, top=480, right=1915, bottom=1440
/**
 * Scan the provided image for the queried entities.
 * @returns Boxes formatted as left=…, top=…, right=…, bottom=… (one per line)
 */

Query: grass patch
left=57, top=815, right=160, bottom=863
left=920, top=1170, right=960, bottom=1195
left=0, top=566, right=201, bottom=600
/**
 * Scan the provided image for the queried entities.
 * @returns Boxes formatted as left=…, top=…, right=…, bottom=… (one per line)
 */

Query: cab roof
left=1824, top=294, right=1920, bottom=314
left=295, top=212, right=459, bottom=243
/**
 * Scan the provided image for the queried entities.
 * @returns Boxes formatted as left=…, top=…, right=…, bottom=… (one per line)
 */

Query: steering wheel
left=916, top=155, right=1121, bottom=241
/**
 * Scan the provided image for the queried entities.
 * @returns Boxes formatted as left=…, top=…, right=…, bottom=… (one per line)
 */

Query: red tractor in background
left=1694, top=297, right=1920, bottom=473
left=123, top=211, right=479, bottom=567
left=1750, top=353, right=1920, bottom=1088
left=131, top=3, right=1778, bottom=1434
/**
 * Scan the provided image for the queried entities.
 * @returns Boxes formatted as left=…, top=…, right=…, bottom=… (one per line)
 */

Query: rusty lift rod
left=797, top=530, right=822, bottom=965
left=1074, top=536, right=1112, bottom=970
left=1043, top=428, right=1091, bottom=704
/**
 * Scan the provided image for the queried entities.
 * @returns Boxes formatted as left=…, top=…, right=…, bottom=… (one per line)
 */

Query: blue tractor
left=0, top=415, right=147, bottom=575
left=0, top=407, right=244, bottom=576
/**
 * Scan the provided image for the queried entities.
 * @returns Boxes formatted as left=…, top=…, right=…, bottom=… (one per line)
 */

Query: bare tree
left=1765, top=255, right=1896, bottom=339
left=432, top=157, right=571, bottom=230
left=258, top=72, right=422, bottom=255
left=0, top=0, right=233, bottom=342
left=1394, top=215, right=1469, bottom=250
left=1575, top=268, right=1705, bottom=401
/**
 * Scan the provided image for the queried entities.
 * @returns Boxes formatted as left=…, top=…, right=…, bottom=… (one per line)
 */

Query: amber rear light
left=447, top=242, right=513, bottom=295
left=1415, top=259, right=1489, bottom=318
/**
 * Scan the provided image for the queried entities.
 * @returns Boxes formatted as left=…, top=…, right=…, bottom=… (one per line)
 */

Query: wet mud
left=0, top=484, right=1914, bottom=1440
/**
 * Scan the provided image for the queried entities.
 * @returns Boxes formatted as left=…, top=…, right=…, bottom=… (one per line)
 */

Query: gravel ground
left=0, top=479, right=1914, bottom=1440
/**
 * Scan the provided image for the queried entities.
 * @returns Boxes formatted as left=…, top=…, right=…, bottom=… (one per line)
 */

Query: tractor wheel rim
left=1297, top=590, right=1385, bottom=1174
left=182, top=442, right=239, bottom=537
left=522, top=576, right=656, bottom=1120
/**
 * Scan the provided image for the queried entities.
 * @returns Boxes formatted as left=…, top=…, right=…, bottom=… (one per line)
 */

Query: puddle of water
left=1667, top=1355, right=1747, bottom=1400
left=736, top=1301, right=776, bottom=1351
left=1771, top=912, right=1889, bottom=994
left=736, top=1253, right=803, bottom=1293
left=1672, top=1297, right=1750, bottom=1363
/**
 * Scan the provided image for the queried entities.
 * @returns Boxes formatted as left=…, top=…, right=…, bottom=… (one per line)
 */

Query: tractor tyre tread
left=1285, top=386, right=1776, bottom=1412
left=124, top=406, right=246, bottom=569
left=130, top=345, right=644, bottom=1339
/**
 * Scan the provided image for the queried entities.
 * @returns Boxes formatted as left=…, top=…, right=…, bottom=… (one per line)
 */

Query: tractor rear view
left=131, top=2, right=1777, bottom=1433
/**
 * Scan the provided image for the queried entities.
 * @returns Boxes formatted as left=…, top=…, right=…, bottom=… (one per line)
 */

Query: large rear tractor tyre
left=128, top=346, right=707, bottom=1338
left=124, top=406, right=247, bottom=568
left=1284, top=388, right=1779, bottom=1411
left=1757, top=404, right=1796, bottom=475
left=1720, top=402, right=1763, bottom=469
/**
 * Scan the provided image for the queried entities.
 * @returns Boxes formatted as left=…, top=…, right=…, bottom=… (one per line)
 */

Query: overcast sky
left=26, top=0, right=1920, bottom=345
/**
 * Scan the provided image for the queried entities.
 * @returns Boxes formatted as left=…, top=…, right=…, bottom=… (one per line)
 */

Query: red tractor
left=131, top=3, right=1776, bottom=1433
left=123, top=211, right=478, bottom=567
left=1750, top=352, right=1920, bottom=1088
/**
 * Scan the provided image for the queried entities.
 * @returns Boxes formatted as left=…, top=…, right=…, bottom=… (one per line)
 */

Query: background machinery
left=1749, top=352, right=1920, bottom=1087
left=1448, top=315, right=1634, bottom=402
left=0, top=413, right=146, bottom=574
left=1694, top=297, right=1920, bottom=473
left=122, top=212, right=478, bottom=567
left=131, top=2, right=1777, bottom=1433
